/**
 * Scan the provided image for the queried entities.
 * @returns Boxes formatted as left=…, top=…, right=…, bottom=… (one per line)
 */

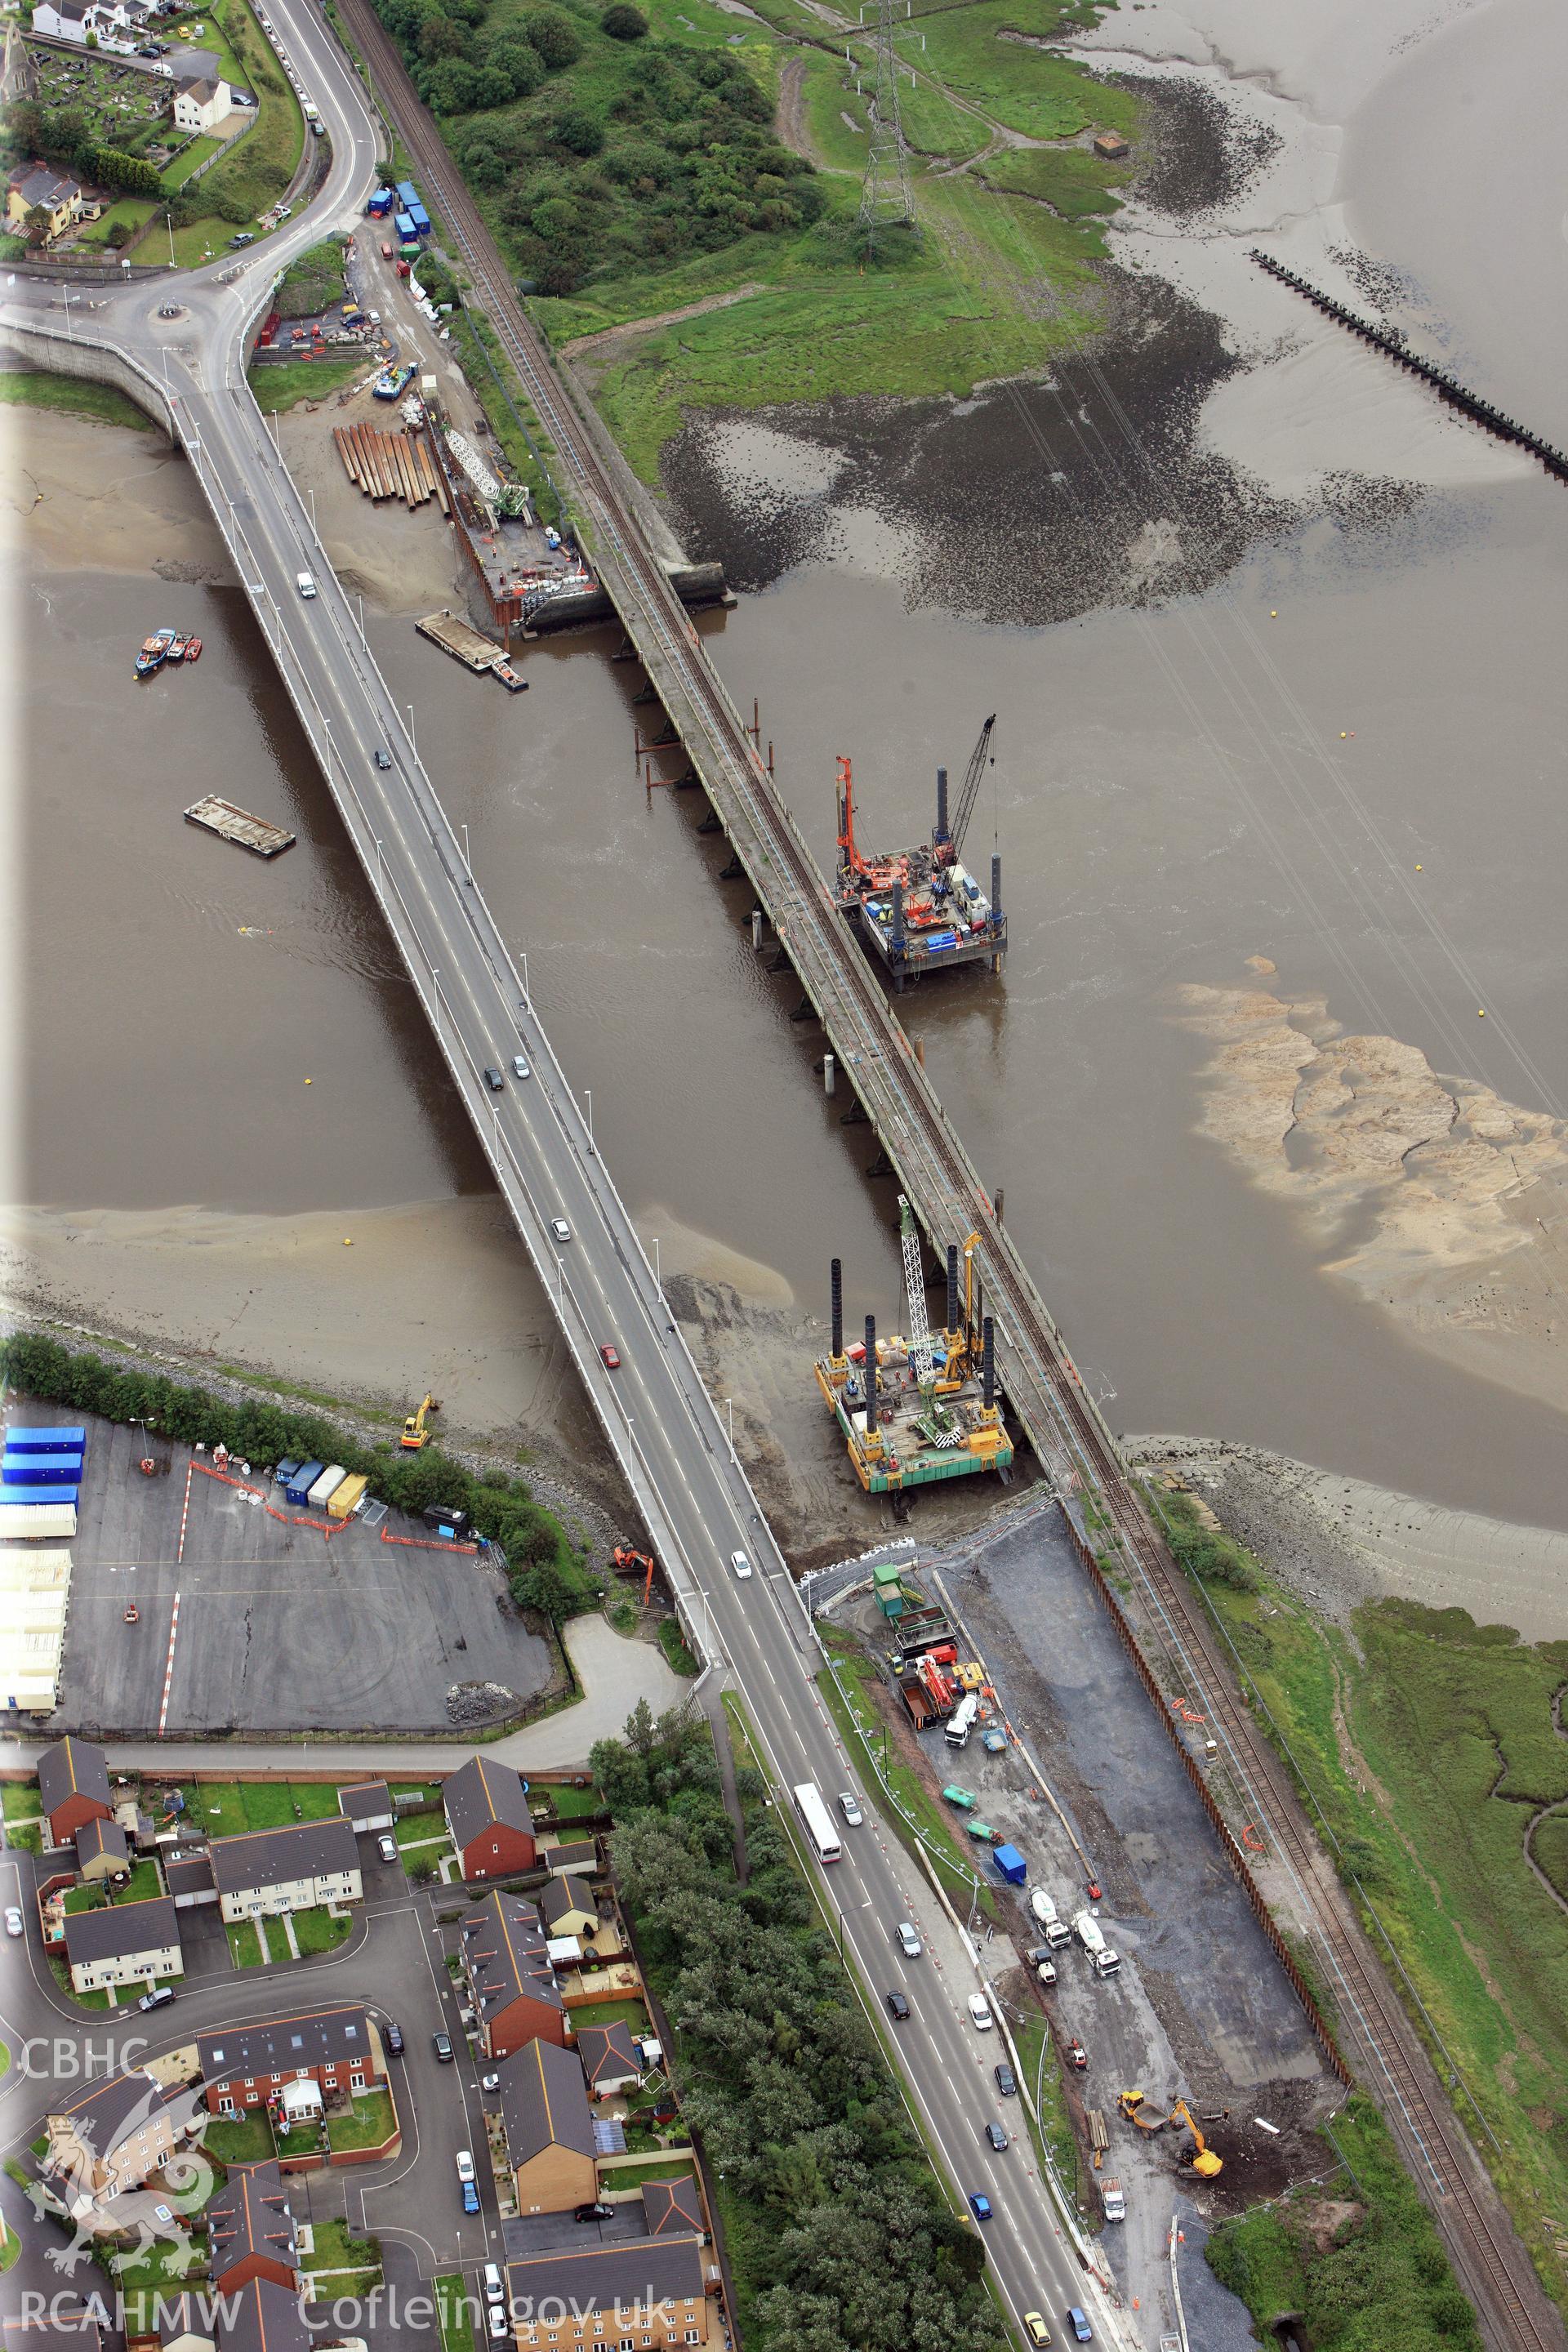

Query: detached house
left=444, top=1755, right=536, bottom=1882
left=497, top=2038, right=596, bottom=2215
left=209, top=1818, right=361, bottom=1922
left=574, top=2019, right=642, bottom=2101
left=74, top=1815, right=131, bottom=1882
left=172, top=70, right=230, bottom=130
left=207, top=2162, right=299, bottom=2290
left=36, top=1734, right=112, bottom=1846
left=64, top=1896, right=183, bottom=1996
left=463, top=1891, right=566, bottom=2060
left=197, top=2006, right=382, bottom=2119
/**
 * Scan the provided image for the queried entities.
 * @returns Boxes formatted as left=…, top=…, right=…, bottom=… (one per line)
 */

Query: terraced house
left=197, top=2006, right=382, bottom=2118
left=63, top=1894, right=182, bottom=1995
left=209, top=1818, right=362, bottom=1921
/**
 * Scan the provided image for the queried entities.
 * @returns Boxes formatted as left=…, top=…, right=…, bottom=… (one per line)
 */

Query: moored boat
left=185, top=636, right=203, bottom=662
left=167, top=634, right=189, bottom=662
left=135, top=626, right=176, bottom=678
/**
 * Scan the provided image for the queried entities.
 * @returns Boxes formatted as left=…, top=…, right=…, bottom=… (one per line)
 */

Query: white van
left=296, top=572, right=317, bottom=598
left=482, top=2265, right=505, bottom=2306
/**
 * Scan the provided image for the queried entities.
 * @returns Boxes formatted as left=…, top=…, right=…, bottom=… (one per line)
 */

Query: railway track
left=329, top=11, right=1564, bottom=2342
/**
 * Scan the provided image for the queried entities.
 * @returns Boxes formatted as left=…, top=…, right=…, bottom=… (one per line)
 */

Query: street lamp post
left=461, top=822, right=471, bottom=880
left=724, top=1397, right=736, bottom=1466
left=584, top=1089, right=594, bottom=1156
left=407, top=702, right=416, bottom=755
left=653, top=1237, right=661, bottom=1293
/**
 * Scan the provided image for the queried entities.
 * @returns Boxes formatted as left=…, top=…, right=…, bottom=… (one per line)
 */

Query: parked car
left=138, top=1985, right=176, bottom=2011
left=599, top=1343, right=621, bottom=1369
left=1064, top=2312, right=1093, bottom=2345
left=575, top=2203, right=614, bottom=2224
left=967, top=2194, right=992, bottom=2223
left=486, top=2310, right=508, bottom=2343
left=551, top=1218, right=571, bottom=1243
left=838, top=1793, right=862, bottom=1825
left=984, top=2122, right=1009, bottom=2153
left=481, top=2072, right=501, bottom=2092
left=456, top=2151, right=476, bottom=2184
left=376, top=1833, right=397, bottom=1864
left=482, top=2265, right=505, bottom=2306
left=895, top=1921, right=922, bottom=1958
left=433, top=2032, right=454, bottom=2062
left=382, top=2020, right=404, bottom=2056
left=994, top=2062, right=1017, bottom=2097
left=967, top=1993, right=994, bottom=2031
left=884, top=1990, right=910, bottom=2021
left=3, top=1908, right=22, bottom=1940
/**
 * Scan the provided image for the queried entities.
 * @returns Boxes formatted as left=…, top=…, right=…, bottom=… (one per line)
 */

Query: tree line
left=590, top=1704, right=997, bottom=2352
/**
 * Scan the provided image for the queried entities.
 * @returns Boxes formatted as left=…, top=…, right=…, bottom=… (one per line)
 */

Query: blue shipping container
left=395, top=180, right=418, bottom=207
left=394, top=212, right=416, bottom=239
left=992, top=1843, right=1027, bottom=1886
left=3, top=1457, right=82, bottom=1487
left=408, top=204, right=430, bottom=234
left=5, top=1427, right=87, bottom=1453
left=0, top=1484, right=79, bottom=1508
left=368, top=188, right=393, bottom=214
left=286, top=1461, right=324, bottom=1506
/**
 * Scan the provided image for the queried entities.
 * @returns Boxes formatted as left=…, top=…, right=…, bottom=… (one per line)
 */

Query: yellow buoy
left=1478, top=1009, right=1486, bottom=1018
left=344, top=1238, right=353, bottom=1246
left=1415, top=864, right=1423, bottom=871
left=1270, top=609, right=1277, bottom=617
left=305, top=1077, right=313, bottom=1085
left=1340, top=732, right=1348, bottom=739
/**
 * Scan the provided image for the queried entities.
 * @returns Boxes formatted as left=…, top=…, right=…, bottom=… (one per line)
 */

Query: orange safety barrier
left=192, top=1460, right=354, bottom=1539
left=379, top=1527, right=478, bottom=1555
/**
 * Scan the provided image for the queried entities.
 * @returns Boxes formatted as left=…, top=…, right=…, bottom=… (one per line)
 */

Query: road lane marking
left=157, top=1591, right=182, bottom=1737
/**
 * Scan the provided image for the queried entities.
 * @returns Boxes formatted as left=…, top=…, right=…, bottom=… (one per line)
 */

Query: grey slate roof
left=336, top=1780, right=390, bottom=1820
left=498, top=2038, right=595, bottom=2171
left=167, top=1853, right=216, bottom=1898
left=207, top=2161, right=297, bottom=2283
left=538, top=1873, right=595, bottom=1931
left=466, top=1891, right=562, bottom=2024
left=63, top=1895, right=179, bottom=1967
left=444, top=1755, right=532, bottom=1851
left=197, top=2006, right=373, bottom=2087
left=208, top=1816, right=358, bottom=1894
left=74, top=1816, right=130, bottom=1869
left=503, top=2235, right=705, bottom=2318
left=37, top=1735, right=110, bottom=1824
left=642, top=2178, right=703, bottom=2238
left=574, top=2019, right=639, bottom=2089
left=215, top=2277, right=309, bottom=2352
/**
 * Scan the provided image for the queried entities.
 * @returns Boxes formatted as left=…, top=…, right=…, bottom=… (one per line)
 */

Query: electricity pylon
left=858, top=0, right=914, bottom=253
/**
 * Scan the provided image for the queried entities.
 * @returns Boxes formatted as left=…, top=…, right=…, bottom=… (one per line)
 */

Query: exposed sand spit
left=1174, top=980, right=1568, bottom=1414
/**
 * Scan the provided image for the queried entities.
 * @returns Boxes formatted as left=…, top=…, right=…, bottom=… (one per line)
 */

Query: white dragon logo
left=26, top=2077, right=216, bottom=2278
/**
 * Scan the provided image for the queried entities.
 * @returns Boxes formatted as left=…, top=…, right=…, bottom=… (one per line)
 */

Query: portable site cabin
left=3, top=1428, right=86, bottom=1454
left=285, top=1461, right=323, bottom=1507
left=306, top=1465, right=346, bottom=1511
left=992, top=1844, right=1027, bottom=1886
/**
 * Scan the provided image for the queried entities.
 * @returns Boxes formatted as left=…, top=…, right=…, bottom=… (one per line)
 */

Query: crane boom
left=934, top=715, right=996, bottom=867
left=898, top=1196, right=935, bottom=1399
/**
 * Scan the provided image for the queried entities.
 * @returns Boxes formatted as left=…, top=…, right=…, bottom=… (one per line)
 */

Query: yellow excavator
left=1117, top=2093, right=1223, bottom=2177
left=401, top=1393, right=439, bottom=1450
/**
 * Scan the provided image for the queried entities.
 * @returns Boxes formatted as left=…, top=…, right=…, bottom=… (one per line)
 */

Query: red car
left=599, top=1343, right=621, bottom=1370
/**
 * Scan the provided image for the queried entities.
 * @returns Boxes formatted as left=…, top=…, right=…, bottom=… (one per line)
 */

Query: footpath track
left=331, top=9, right=1564, bottom=2343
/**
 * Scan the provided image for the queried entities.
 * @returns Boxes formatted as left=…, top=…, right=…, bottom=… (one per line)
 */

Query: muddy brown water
left=18, top=439, right=1568, bottom=1552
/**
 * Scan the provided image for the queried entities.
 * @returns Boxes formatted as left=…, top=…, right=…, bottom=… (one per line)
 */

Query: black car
left=375, top=748, right=392, bottom=769
left=984, top=2122, right=1009, bottom=2153
left=383, top=2020, right=404, bottom=2056
left=483, top=1067, right=505, bottom=1091
left=433, top=2031, right=454, bottom=2062
left=885, top=1990, right=911, bottom=2021
left=575, top=2203, right=614, bottom=2224
left=993, top=2062, right=1017, bottom=2097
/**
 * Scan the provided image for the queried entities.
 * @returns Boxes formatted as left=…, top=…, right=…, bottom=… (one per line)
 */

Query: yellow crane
left=400, top=1393, right=439, bottom=1450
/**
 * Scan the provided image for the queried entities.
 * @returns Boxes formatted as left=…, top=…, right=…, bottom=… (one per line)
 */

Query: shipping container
left=394, top=212, right=416, bottom=240
left=327, top=1472, right=368, bottom=1521
left=367, top=188, right=393, bottom=215
left=307, top=1465, right=347, bottom=1510
left=395, top=179, right=418, bottom=208
left=0, top=1484, right=78, bottom=1508
left=274, top=1459, right=301, bottom=1486
left=0, top=1503, right=78, bottom=1539
left=992, top=1843, right=1027, bottom=1885
left=408, top=203, right=430, bottom=234
left=285, top=1461, right=323, bottom=1507
left=3, top=1428, right=87, bottom=1454
left=3, top=1456, right=82, bottom=1486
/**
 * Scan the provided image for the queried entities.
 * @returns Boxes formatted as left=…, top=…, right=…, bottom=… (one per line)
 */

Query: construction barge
left=835, top=716, right=1006, bottom=987
left=815, top=1206, right=1013, bottom=1494
left=184, top=796, right=296, bottom=858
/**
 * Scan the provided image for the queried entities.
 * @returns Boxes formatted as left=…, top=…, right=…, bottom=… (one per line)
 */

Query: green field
left=0, top=372, right=154, bottom=433
left=1, top=1784, right=40, bottom=1822
left=275, top=235, right=349, bottom=317
left=1172, top=1499, right=1568, bottom=2323
left=189, top=1780, right=346, bottom=1828
left=248, top=355, right=368, bottom=410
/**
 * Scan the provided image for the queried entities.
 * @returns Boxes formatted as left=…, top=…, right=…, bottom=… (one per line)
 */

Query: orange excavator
left=612, top=1543, right=658, bottom=1605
